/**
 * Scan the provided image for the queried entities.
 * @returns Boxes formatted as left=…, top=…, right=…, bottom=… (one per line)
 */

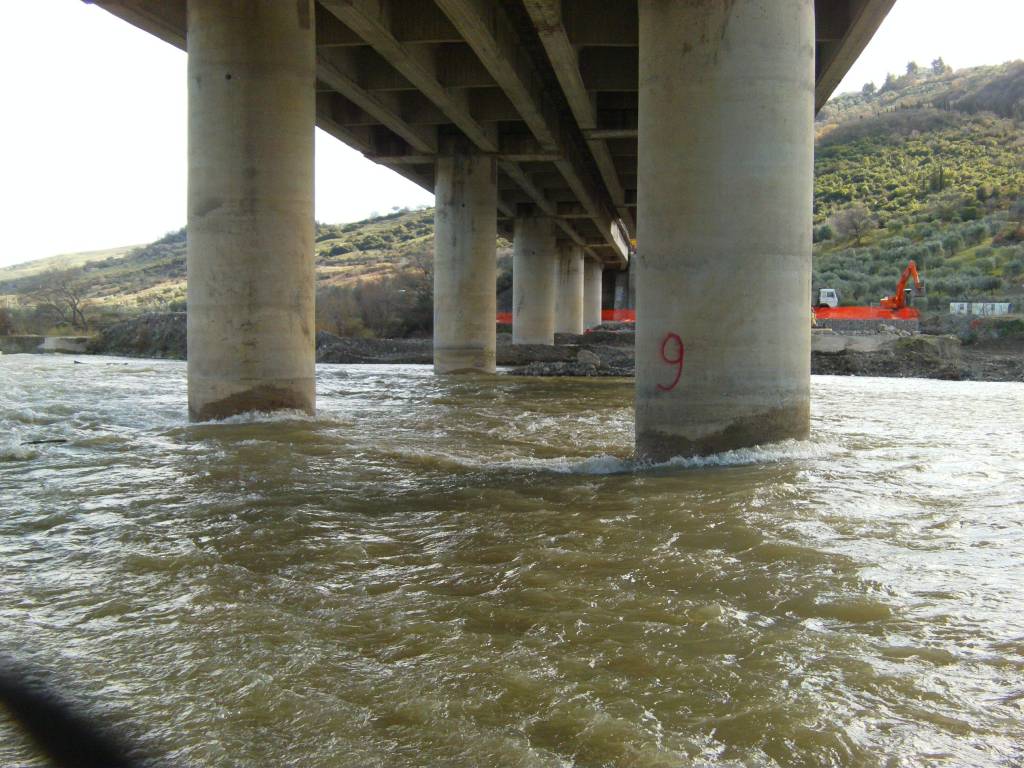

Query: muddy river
left=1, top=355, right=1022, bottom=766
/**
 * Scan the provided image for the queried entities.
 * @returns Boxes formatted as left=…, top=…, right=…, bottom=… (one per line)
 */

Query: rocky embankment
left=87, top=313, right=187, bottom=359
left=81, top=313, right=1022, bottom=382
left=811, top=333, right=967, bottom=380
left=316, top=326, right=635, bottom=374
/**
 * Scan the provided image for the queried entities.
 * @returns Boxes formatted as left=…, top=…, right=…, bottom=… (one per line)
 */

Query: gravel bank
left=82, top=314, right=1021, bottom=382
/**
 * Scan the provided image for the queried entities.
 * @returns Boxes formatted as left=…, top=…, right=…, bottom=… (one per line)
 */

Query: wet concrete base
left=636, top=402, right=811, bottom=462
left=188, top=382, right=314, bottom=422
left=433, top=345, right=497, bottom=375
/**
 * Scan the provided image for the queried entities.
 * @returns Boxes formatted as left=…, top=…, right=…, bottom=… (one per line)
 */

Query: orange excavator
left=879, top=260, right=924, bottom=310
left=814, top=260, right=925, bottom=321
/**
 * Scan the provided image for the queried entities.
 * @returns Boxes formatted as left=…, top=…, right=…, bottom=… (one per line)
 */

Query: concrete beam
left=317, top=51, right=437, bottom=153
left=434, top=0, right=629, bottom=261
left=435, top=0, right=559, bottom=149
left=579, top=48, right=639, bottom=92
left=815, top=0, right=850, bottom=41
left=436, top=46, right=499, bottom=89
left=585, top=128, right=638, bottom=140
left=316, top=11, right=364, bottom=47
left=320, top=0, right=499, bottom=151
left=369, top=152, right=563, bottom=166
left=498, top=162, right=556, bottom=217
left=391, top=0, right=463, bottom=44
left=815, top=0, right=897, bottom=110
left=563, top=0, right=638, bottom=46
left=88, top=0, right=185, bottom=48
left=317, top=97, right=373, bottom=152
left=522, top=1, right=636, bottom=235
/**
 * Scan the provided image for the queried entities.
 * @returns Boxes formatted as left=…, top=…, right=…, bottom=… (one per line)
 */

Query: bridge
left=88, top=0, right=894, bottom=458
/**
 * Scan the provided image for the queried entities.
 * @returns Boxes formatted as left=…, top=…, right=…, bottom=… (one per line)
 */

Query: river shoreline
left=6, top=312, right=1019, bottom=382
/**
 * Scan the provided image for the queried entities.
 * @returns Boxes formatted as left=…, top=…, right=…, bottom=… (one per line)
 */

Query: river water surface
left=1, top=355, right=1022, bottom=767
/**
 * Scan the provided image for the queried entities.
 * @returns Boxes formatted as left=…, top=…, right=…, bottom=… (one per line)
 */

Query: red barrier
left=501, top=308, right=913, bottom=324
left=814, top=306, right=920, bottom=320
left=602, top=309, right=636, bottom=323
left=496, top=310, right=636, bottom=324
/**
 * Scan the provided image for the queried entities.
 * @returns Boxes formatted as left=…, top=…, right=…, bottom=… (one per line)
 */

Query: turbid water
left=1, top=355, right=1022, bottom=767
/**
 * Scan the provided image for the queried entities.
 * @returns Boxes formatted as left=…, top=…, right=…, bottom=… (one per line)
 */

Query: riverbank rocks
left=71, top=313, right=1020, bottom=382
left=87, top=313, right=186, bottom=359
left=517, top=345, right=634, bottom=377
left=812, top=334, right=966, bottom=379
left=316, top=332, right=432, bottom=364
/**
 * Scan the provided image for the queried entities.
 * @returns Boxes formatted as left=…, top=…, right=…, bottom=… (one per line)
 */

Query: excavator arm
left=880, top=260, right=923, bottom=310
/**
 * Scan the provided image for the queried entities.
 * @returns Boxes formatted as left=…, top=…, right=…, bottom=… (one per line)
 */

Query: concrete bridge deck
left=90, top=0, right=891, bottom=266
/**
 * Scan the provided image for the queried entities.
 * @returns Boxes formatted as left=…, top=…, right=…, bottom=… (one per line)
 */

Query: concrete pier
left=512, top=216, right=557, bottom=345
left=186, top=0, right=315, bottom=421
left=634, top=0, right=814, bottom=459
left=97, top=0, right=893, bottom=445
left=613, top=269, right=629, bottom=312
left=433, top=153, right=498, bottom=373
left=554, top=244, right=584, bottom=335
left=584, top=260, right=603, bottom=329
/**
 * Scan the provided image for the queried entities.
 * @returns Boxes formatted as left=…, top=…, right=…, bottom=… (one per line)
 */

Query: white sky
left=1, top=0, right=1021, bottom=268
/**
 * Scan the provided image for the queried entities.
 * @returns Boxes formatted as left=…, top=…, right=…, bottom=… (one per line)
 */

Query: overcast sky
left=1, top=0, right=1021, bottom=268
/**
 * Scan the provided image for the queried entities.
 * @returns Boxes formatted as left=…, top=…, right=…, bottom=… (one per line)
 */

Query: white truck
left=817, top=288, right=839, bottom=308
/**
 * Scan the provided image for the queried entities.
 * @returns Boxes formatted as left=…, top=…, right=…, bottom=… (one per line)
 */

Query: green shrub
left=971, top=275, right=1001, bottom=291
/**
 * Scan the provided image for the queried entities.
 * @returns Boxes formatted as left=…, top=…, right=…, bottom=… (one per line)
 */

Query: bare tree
left=315, top=285, right=370, bottom=338
left=829, top=204, right=877, bottom=246
left=354, top=279, right=401, bottom=337
left=26, top=269, right=92, bottom=331
left=404, top=249, right=433, bottom=282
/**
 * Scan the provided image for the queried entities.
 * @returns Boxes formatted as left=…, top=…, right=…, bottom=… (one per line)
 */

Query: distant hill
left=0, top=244, right=142, bottom=282
left=0, top=207, right=443, bottom=315
left=2, top=61, right=1022, bottom=326
left=815, top=61, right=1024, bottom=221
left=812, top=60, right=1024, bottom=308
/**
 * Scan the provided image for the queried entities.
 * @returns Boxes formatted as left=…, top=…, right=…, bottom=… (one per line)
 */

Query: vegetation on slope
left=0, top=206, right=514, bottom=338
left=2, top=60, right=1022, bottom=337
left=811, top=60, right=1024, bottom=308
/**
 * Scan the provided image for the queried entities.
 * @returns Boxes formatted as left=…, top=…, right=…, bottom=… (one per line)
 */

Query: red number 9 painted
left=657, top=333, right=685, bottom=392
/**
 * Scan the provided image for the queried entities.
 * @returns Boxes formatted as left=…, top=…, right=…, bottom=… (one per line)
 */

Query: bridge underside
left=89, top=0, right=895, bottom=457
left=91, top=0, right=890, bottom=263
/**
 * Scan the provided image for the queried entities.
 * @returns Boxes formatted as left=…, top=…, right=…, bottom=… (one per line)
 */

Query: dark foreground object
left=0, top=665, right=140, bottom=768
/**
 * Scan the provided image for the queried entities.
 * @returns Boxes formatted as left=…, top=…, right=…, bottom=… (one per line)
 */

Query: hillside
left=0, top=244, right=142, bottom=282
left=0, top=207, right=442, bottom=316
left=812, top=60, right=1024, bottom=308
left=2, top=60, right=1022, bottom=335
